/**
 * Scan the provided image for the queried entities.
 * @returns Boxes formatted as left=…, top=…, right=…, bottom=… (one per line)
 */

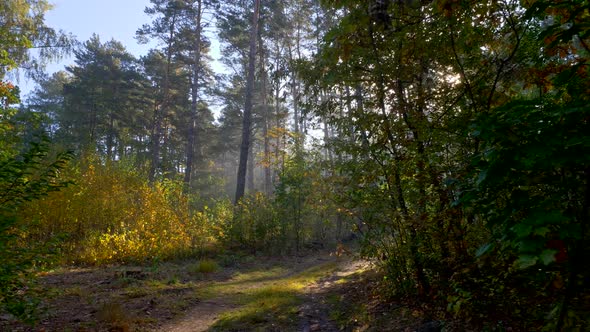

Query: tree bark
left=260, top=35, right=271, bottom=195
left=247, top=136, right=255, bottom=192
left=235, top=0, right=261, bottom=204
left=149, top=11, right=177, bottom=182
left=274, top=43, right=282, bottom=184
left=184, top=0, right=203, bottom=189
left=287, top=43, right=299, bottom=134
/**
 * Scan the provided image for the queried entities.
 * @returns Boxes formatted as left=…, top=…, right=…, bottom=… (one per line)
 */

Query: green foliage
left=0, top=137, right=72, bottom=321
left=0, top=82, right=22, bottom=157
left=467, top=97, right=590, bottom=260
left=274, top=148, right=345, bottom=251
left=274, top=151, right=311, bottom=252
left=0, top=138, right=72, bottom=208
left=219, top=147, right=344, bottom=254
left=456, top=1, right=590, bottom=328
left=222, top=192, right=280, bottom=252
left=300, top=0, right=590, bottom=329
left=0, top=0, right=75, bottom=80
left=1, top=29, right=74, bottom=317
left=0, top=2, right=76, bottom=317
left=2, top=0, right=588, bottom=330
left=463, top=75, right=590, bottom=330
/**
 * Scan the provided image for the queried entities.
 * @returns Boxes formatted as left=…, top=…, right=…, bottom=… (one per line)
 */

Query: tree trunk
left=247, top=137, right=255, bottom=192
left=260, top=34, right=271, bottom=195
left=287, top=43, right=299, bottom=134
left=235, top=0, right=261, bottom=204
left=107, top=112, right=114, bottom=160
left=365, top=18, right=431, bottom=296
left=184, top=0, right=203, bottom=189
left=274, top=43, right=282, bottom=184
left=149, top=100, right=162, bottom=182
left=149, top=11, right=177, bottom=182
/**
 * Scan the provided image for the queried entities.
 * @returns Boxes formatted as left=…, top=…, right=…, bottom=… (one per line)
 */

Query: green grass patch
left=122, top=285, right=149, bottom=299
left=326, top=292, right=369, bottom=327
left=189, top=259, right=219, bottom=274
left=209, top=262, right=338, bottom=331
left=196, top=265, right=288, bottom=299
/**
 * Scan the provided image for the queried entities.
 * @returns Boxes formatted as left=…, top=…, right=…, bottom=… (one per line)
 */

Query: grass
left=189, top=259, right=219, bottom=274
left=62, top=286, right=87, bottom=297
left=5, top=253, right=343, bottom=331
left=196, top=265, right=288, bottom=299
left=326, top=292, right=369, bottom=328
left=122, top=286, right=149, bottom=299
left=208, top=262, right=339, bottom=331
left=322, top=266, right=426, bottom=332
left=97, top=301, right=131, bottom=332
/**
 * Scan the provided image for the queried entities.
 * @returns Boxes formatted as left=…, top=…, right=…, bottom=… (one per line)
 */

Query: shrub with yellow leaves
left=17, top=154, right=216, bottom=265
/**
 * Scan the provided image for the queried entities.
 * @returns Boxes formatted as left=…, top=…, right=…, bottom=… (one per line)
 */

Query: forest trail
left=0, top=250, right=367, bottom=332
left=156, top=252, right=364, bottom=332
left=298, top=259, right=368, bottom=332
left=157, top=296, right=237, bottom=332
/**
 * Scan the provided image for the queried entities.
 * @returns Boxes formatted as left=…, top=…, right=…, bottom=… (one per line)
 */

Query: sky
left=46, top=0, right=154, bottom=57
left=18, top=0, right=153, bottom=96
left=20, top=0, right=222, bottom=97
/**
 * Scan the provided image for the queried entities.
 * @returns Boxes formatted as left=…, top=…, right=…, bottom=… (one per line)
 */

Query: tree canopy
left=1, top=0, right=589, bottom=330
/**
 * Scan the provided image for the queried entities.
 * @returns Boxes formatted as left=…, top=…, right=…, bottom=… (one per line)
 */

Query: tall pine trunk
left=184, top=0, right=203, bottom=189
left=149, top=99, right=162, bottom=182
left=149, top=12, right=177, bottom=182
left=273, top=43, right=282, bottom=183
left=287, top=43, right=299, bottom=135
left=260, top=34, right=271, bottom=195
left=235, top=0, right=261, bottom=204
left=247, top=139, right=255, bottom=192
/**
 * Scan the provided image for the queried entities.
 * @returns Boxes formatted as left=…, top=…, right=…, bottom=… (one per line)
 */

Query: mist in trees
left=2, top=0, right=589, bottom=330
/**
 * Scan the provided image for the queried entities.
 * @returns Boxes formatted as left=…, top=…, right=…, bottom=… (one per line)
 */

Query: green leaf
left=517, top=239, right=544, bottom=253
left=512, top=223, right=533, bottom=237
left=540, top=249, right=557, bottom=265
left=516, top=255, right=538, bottom=269
left=476, top=170, right=488, bottom=186
left=475, top=243, right=494, bottom=257
left=533, top=227, right=551, bottom=237
left=559, top=224, right=583, bottom=239
left=527, top=211, right=568, bottom=226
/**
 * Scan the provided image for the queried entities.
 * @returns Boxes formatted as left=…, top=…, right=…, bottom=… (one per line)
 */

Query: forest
left=1, top=0, right=589, bottom=331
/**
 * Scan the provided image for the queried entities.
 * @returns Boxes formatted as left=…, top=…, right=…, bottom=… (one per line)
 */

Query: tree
left=1, top=0, right=74, bottom=155
left=183, top=0, right=204, bottom=187
left=235, top=0, right=261, bottom=203
left=61, top=35, right=147, bottom=158
left=25, top=71, right=71, bottom=138
left=138, top=0, right=186, bottom=181
left=299, top=0, right=589, bottom=328
left=463, top=1, right=590, bottom=328
left=0, top=0, right=75, bottom=80
left=138, top=0, right=216, bottom=184
left=304, top=0, right=523, bottom=298
left=0, top=0, right=73, bottom=319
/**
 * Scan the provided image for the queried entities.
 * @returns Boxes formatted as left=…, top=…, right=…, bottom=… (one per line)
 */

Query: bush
left=192, top=259, right=219, bottom=274
left=0, top=137, right=72, bottom=322
left=16, top=155, right=216, bottom=265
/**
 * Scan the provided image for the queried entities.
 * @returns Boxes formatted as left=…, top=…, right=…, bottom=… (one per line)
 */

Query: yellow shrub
left=17, top=156, right=215, bottom=265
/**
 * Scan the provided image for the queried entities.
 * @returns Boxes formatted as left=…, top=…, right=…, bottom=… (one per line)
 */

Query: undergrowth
left=16, top=156, right=222, bottom=265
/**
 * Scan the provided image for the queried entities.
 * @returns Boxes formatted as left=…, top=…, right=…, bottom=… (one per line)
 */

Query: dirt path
left=299, top=259, right=368, bottom=332
left=0, top=251, right=368, bottom=332
left=158, top=254, right=366, bottom=332
left=158, top=297, right=237, bottom=332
